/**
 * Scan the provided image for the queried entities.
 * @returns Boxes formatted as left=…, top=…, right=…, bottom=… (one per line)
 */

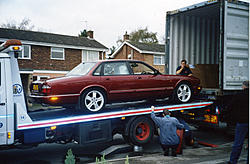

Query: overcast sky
left=0, top=0, right=248, bottom=49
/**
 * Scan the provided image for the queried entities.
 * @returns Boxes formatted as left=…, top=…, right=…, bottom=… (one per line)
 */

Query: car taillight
left=42, top=84, right=51, bottom=95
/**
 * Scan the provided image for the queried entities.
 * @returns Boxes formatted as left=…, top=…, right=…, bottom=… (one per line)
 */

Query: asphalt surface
left=0, top=125, right=248, bottom=164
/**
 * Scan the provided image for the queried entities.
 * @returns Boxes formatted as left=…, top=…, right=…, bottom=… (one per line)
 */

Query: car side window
left=129, top=62, right=155, bottom=75
left=103, top=62, right=130, bottom=76
left=93, top=65, right=102, bottom=76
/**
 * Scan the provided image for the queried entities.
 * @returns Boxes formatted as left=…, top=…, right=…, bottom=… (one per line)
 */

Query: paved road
left=0, top=125, right=247, bottom=164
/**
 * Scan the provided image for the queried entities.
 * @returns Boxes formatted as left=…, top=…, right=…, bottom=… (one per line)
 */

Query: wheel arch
left=79, top=85, right=108, bottom=97
left=175, top=80, right=192, bottom=88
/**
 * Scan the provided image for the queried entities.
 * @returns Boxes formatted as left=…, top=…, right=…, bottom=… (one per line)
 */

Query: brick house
left=0, top=28, right=108, bottom=93
left=110, top=34, right=165, bottom=73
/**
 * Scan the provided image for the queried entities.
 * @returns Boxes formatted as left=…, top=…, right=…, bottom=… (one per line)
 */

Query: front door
left=0, top=59, right=7, bottom=145
left=100, top=61, right=137, bottom=102
left=128, top=61, right=170, bottom=99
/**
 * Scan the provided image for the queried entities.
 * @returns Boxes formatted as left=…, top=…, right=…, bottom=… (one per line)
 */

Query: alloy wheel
left=84, top=90, right=104, bottom=112
left=177, top=84, right=191, bottom=102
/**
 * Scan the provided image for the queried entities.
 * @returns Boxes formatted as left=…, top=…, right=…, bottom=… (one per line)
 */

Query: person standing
left=176, top=59, right=193, bottom=76
left=151, top=106, right=184, bottom=156
left=228, top=81, right=249, bottom=164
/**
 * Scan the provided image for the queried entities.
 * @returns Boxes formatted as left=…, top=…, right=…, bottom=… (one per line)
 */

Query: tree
left=116, top=27, right=158, bottom=45
left=0, top=18, right=34, bottom=30
left=78, top=29, right=88, bottom=37
left=129, top=27, right=158, bottom=43
left=109, top=46, right=116, bottom=55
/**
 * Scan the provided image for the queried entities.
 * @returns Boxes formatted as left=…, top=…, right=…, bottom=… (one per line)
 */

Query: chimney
left=123, top=31, right=129, bottom=41
left=87, top=30, right=94, bottom=39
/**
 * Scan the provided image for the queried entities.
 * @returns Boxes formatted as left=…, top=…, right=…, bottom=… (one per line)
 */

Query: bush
left=65, top=149, right=75, bottom=164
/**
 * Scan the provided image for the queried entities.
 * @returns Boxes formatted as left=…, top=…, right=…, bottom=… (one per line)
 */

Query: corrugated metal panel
left=167, top=1, right=249, bottom=91
left=223, top=1, right=249, bottom=90
left=168, top=4, right=220, bottom=74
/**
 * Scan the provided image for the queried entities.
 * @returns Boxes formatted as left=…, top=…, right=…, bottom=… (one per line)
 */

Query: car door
left=0, top=59, right=7, bottom=145
left=128, top=61, right=171, bottom=99
left=100, top=61, right=137, bottom=102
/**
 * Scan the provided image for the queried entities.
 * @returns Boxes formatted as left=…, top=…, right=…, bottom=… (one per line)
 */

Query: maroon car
left=30, top=60, right=201, bottom=112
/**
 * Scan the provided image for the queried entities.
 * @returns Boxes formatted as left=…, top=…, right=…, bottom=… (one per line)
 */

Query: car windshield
left=66, top=62, right=97, bottom=76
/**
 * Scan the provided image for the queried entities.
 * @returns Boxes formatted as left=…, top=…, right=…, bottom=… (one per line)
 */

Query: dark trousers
left=229, top=123, right=249, bottom=164
left=161, top=144, right=178, bottom=156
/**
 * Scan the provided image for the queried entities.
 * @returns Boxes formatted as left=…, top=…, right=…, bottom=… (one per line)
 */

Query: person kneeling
left=151, top=106, right=184, bottom=156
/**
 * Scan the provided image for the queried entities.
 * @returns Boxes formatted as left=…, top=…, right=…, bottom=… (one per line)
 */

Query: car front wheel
left=81, top=88, right=106, bottom=112
left=173, top=82, right=192, bottom=103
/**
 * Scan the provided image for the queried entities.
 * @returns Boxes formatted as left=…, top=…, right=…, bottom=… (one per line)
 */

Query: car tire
left=128, top=117, right=154, bottom=145
left=173, top=82, right=193, bottom=103
left=80, top=88, right=106, bottom=112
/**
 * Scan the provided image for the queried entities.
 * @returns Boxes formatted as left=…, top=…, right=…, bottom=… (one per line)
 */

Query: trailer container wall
left=166, top=1, right=249, bottom=91
left=223, top=1, right=249, bottom=90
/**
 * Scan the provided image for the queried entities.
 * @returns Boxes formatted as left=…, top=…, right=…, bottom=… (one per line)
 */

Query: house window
left=19, top=45, right=31, bottom=59
left=51, top=47, right=65, bottom=60
left=153, top=55, right=165, bottom=65
left=82, top=50, right=99, bottom=62
left=33, top=76, right=50, bottom=81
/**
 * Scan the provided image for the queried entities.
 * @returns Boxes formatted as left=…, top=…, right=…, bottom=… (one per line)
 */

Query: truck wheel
left=129, top=117, right=154, bottom=145
left=80, top=88, right=106, bottom=112
left=173, top=82, right=192, bottom=103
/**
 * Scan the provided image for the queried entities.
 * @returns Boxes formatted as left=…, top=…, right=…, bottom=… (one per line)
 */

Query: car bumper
left=29, top=94, right=80, bottom=105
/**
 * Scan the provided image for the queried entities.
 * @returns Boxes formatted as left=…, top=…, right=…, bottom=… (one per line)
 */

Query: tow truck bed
left=22, top=101, right=213, bottom=130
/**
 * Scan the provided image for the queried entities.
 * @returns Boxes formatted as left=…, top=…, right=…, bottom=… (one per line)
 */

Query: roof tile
left=0, top=28, right=108, bottom=50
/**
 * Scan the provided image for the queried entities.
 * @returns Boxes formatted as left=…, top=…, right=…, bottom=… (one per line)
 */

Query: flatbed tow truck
left=0, top=40, right=214, bottom=150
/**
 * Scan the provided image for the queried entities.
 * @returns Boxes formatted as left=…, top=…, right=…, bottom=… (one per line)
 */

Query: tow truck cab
left=0, top=40, right=24, bottom=145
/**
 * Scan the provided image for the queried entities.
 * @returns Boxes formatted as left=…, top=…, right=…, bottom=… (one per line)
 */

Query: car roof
left=97, top=59, right=143, bottom=63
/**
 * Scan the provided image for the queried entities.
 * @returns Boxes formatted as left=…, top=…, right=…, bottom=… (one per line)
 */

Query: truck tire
left=173, top=82, right=192, bottom=103
left=80, top=88, right=106, bottom=112
left=128, top=117, right=154, bottom=145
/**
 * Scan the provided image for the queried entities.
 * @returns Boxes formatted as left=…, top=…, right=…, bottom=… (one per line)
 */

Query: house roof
left=111, top=41, right=165, bottom=58
left=0, top=28, right=108, bottom=51
left=128, top=41, right=165, bottom=53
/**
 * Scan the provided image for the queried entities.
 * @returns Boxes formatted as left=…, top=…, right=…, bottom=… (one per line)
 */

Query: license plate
left=204, top=114, right=218, bottom=124
left=33, top=85, right=39, bottom=92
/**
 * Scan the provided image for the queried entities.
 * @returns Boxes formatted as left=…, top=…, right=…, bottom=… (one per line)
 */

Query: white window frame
left=38, top=76, right=50, bottom=80
left=82, top=50, right=99, bottom=62
left=33, top=75, right=50, bottom=81
left=51, top=47, right=65, bottom=60
left=19, top=45, right=31, bottom=59
left=153, top=55, right=165, bottom=65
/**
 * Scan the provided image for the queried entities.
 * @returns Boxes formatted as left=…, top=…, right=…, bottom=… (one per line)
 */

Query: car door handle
left=137, top=77, right=142, bottom=79
left=0, top=103, right=5, bottom=106
left=105, top=78, right=110, bottom=80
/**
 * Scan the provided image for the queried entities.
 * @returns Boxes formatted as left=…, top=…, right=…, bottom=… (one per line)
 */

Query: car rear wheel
left=173, top=82, right=192, bottom=103
left=80, top=88, right=106, bottom=112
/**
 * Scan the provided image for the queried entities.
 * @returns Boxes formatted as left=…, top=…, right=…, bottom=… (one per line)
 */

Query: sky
left=0, top=0, right=249, bottom=49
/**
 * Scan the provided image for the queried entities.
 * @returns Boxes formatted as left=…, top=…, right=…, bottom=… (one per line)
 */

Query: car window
left=93, top=65, right=102, bottom=76
left=103, top=62, right=130, bottom=76
left=66, top=62, right=96, bottom=76
left=129, top=62, right=155, bottom=75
